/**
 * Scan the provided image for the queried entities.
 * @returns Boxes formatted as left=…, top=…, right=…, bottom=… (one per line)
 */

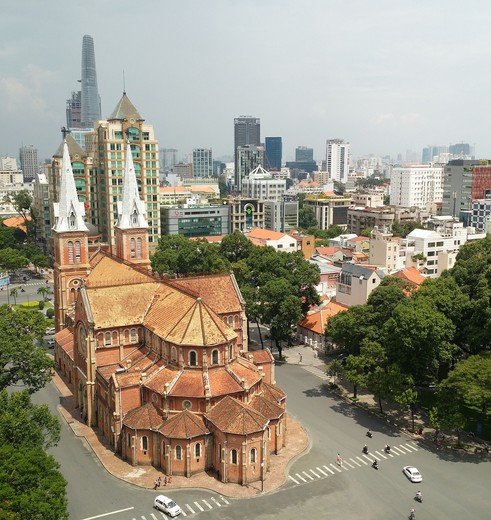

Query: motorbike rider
left=372, top=459, right=378, bottom=468
left=363, top=444, right=368, bottom=453
left=409, top=508, right=416, bottom=519
left=366, top=429, right=372, bottom=437
left=416, top=491, right=422, bottom=501
left=385, top=444, right=391, bottom=453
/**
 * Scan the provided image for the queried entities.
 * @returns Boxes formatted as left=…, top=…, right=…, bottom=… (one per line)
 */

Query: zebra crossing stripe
left=349, top=458, right=362, bottom=467
left=362, top=454, right=374, bottom=463
left=186, top=504, right=196, bottom=514
left=356, top=456, right=368, bottom=465
left=296, top=473, right=307, bottom=482
left=392, top=446, right=407, bottom=454
left=180, top=510, right=187, bottom=517
left=202, top=500, right=213, bottom=510
left=316, top=466, right=328, bottom=476
left=343, top=459, right=356, bottom=469
left=194, top=501, right=204, bottom=512
left=150, top=514, right=158, bottom=520
left=329, top=463, right=343, bottom=473
left=310, top=468, right=321, bottom=478
left=405, top=443, right=419, bottom=451
left=220, top=496, right=230, bottom=505
left=289, top=475, right=300, bottom=484
left=376, top=451, right=387, bottom=459
left=323, top=464, right=335, bottom=474
left=302, top=470, right=315, bottom=480
left=211, top=497, right=222, bottom=507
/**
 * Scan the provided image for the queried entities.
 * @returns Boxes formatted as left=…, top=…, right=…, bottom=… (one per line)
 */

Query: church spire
left=116, top=141, right=148, bottom=229
left=53, top=140, right=88, bottom=233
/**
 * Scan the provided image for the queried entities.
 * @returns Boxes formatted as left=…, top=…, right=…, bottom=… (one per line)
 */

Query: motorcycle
left=366, top=430, right=373, bottom=438
left=372, top=460, right=379, bottom=470
left=415, top=493, right=422, bottom=503
left=362, top=445, right=368, bottom=454
left=384, top=445, right=391, bottom=454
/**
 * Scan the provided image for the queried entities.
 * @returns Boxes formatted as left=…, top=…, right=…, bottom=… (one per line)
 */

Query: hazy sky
left=2, top=0, right=491, bottom=164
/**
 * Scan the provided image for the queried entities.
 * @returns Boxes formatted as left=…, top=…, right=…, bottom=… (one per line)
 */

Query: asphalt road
left=31, top=355, right=490, bottom=520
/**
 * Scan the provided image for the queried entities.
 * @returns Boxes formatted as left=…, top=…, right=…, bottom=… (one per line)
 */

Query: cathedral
left=52, top=136, right=287, bottom=485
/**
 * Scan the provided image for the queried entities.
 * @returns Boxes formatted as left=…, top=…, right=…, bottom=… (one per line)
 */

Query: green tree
left=0, top=247, right=29, bottom=274
left=0, top=224, right=18, bottom=250
left=37, top=286, right=51, bottom=302
left=3, top=190, right=34, bottom=240
left=366, top=277, right=410, bottom=325
left=0, top=306, right=54, bottom=393
left=219, top=231, right=253, bottom=263
left=298, top=206, right=317, bottom=229
left=429, top=385, right=467, bottom=447
left=9, top=287, right=18, bottom=305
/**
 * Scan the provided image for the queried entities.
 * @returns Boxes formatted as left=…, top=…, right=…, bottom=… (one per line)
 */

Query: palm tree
left=9, top=287, right=18, bottom=305
left=37, top=286, right=51, bottom=302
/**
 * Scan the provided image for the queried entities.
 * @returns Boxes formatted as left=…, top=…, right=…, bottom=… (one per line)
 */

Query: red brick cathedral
left=53, top=138, right=286, bottom=485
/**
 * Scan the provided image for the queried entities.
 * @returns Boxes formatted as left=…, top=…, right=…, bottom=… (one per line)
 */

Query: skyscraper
left=295, top=146, right=314, bottom=162
left=236, top=145, right=265, bottom=192
left=234, top=116, right=260, bottom=189
left=265, top=137, right=282, bottom=171
left=192, top=148, right=213, bottom=178
left=326, top=139, right=350, bottom=183
left=81, top=35, right=101, bottom=127
left=19, top=145, right=38, bottom=182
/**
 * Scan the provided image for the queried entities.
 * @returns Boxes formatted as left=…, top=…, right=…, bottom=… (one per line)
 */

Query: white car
left=154, top=495, right=182, bottom=517
left=46, top=327, right=56, bottom=335
left=403, top=466, right=423, bottom=483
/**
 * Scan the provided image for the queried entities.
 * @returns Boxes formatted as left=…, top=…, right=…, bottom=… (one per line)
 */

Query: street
left=32, top=352, right=490, bottom=520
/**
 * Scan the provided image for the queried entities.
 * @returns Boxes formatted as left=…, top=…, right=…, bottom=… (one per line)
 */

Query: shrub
left=46, top=308, right=55, bottom=319
left=38, top=301, right=45, bottom=310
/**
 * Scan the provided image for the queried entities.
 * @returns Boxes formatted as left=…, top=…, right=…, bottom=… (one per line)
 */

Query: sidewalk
left=51, top=368, right=310, bottom=498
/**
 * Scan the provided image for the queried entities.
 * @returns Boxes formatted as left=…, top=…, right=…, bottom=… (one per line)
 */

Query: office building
left=227, top=197, right=265, bottom=232
left=470, top=198, right=491, bottom=231
left=441, top=160, right=483, bottom=218
left=236, top=145, right=265, bottom=192
left=295, top=146, right=314, bottom=162
left=192, top=148, right=213, bottom=178
left=303, top=195, right=353, bottom=230
left=234, top=116, right=260, bottom=188
left=19, top=145, right=38, bottom=182
left=241, top=165, right=286, bottom=201
left=161, top=204, right=229, bottom=237
left=326, top=139, right=350, bottom=183
left=265, top=137, right=282, bottom=171
left=389, top=165, right=444, bottom=209
left=264, top=200, right=298, bottom=233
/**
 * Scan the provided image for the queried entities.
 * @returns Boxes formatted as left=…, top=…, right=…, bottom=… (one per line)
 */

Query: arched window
left=195, top=443, right=201, bottom=458
left=141, top=436, right=148, bottom=452
left=67, top=241, right=74, bottom=264
left=130, top=328, right=137, bottom=343
left=250, top=448, right=257, bottom=464
left=75, top=241, right=81, bottom=263
left=171, top=347, right=177, bottom=362
left=175, top=445, right=182, bottom=460
left=231, top=449, right=238, bottom=465
left=229, top=344, right=233, bottom=359
left=189, top=351, right=197, bottom=366
left=112, top=331, right=118, bottom=344
left=212, top=349, right=219, bottom=365
left=227, top=316, right=234, bottom=327
left=104, top=332, right=111, bottom=346
left=130, top=238, right=136, bottom=258
left=234, top=315, right=240, bottom=328
left=127, top=434, right=131, bottom=447
left=137, top=237, right=142, bottom=259
left=124, top=329, right=129, bottom=343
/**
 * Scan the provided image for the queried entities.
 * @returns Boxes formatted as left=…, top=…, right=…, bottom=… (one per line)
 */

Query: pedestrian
left=157, top=476, right=161, bottom=488
left=163, top=476, right=167, bottom=486
left=168, top=475, right=172, bottom=485
left=299, top=353, right=303, bottom=363
left=336, top=453, right=342, bottom=465
left=153, top=478, right=159, bottom=490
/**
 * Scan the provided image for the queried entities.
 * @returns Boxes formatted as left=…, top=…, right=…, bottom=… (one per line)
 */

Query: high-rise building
left=19, top=145, right=38, bottom=182
left=326, top=139, right=350, bottom=183
left=241, top=165, right=286, bottom=201
left=234, top=116, right=260, bottom=188
left=192, top=148, right=213, bottom=178
left=389, top=165, right=444, bottom=209
left=66, top=35, right=101, bottom=134
left=295, top=146, right=314, bottom=162
left=236, top=145, right=265, bottom=192
left=265, top=137, right=282, bottom=171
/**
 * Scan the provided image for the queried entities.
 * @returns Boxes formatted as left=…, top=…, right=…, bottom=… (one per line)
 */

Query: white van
left=154, top=495, right=182, bottom=517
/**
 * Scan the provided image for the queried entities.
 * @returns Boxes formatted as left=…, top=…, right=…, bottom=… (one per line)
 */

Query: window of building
left=175, top=445, right=182, bottom=460
left=137, top=238, right=142, bottom=259
left=130, top=328, right=137, bottom=343
left=67, top=241, right=74, bottom=264
left=141, top=436, right=148, bottom=452
left=231, top=449, right=238, bottom=465
left=195, top=443, right=201, bottom=458
left=171, top=347, right=177, bottom=362
left=212, top=349, right=219, bottom=365
left=130, top=238, right=136, bottom=258
left=127, top=434, right=131, bottom=447
left=250, top=448, right=257, bottom=464
left=104, top=332, right=111, bottom=346
left=75, top=241, right=81, bottom=263
left=189, top=350, right=197, bottom=366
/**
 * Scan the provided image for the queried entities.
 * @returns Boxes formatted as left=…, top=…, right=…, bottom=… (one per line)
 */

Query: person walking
left=299, top=353, right=303, bottom=363
left=336, top=453, right=343, bottom=465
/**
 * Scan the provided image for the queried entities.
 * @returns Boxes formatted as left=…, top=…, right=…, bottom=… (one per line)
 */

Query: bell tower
left=113, top=140, right=151, bottom=269
left=52, top=137, right=90, bottom=332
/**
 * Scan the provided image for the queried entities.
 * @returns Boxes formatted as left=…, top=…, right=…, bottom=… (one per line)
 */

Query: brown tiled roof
left=205, top=395, right=268, bottom=434
left=262, top=381, right=286, bottom=404
left=249, top=394, right=284, bottom=420
left=87, top=282, right=157, bottom=329
left=169, top=371, right=205, bottom=398
left=86, top=254, right=154, bottom=287
left=54, top=328, right=74, bottom=357
left=208, top=368, right=243, bottom=396
left=171, top=274, right=243, bottom=314
left=247, top=227, right=286, bottom=241
left=391, top=266, right=426, bottom=286
left=297, top=301, right=348, bottom=335
left=144, top=286, right=236, bottom=346
left=158, top=410, right=209, bottom=439
left=316, top=246, right=341, bottom=256
left=247, top=349, right=274, bottom=364
left=123, top=402, right=163, bottom=430
left=228, top=358, right=263, bottom=388
left=143, top=365, right=180, bottom=393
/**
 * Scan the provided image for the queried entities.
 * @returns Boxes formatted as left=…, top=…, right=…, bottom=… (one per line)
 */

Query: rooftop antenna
left=123, top=70, right=126, bottom=95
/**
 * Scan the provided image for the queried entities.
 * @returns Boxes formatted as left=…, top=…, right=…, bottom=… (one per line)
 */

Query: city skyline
left=1, top=1, right=490, bottom=163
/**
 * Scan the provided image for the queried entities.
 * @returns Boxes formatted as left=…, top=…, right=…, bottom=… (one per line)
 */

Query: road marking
left=323, top=464, right=335, bottom=474
left=194, top=502, right=204, bottom=512
left=376, top=451, right=387, bottom=459
left=391, top=446, right=405, bottom=455
left=180, top=510, right=187, bottom=517
left=356, top=456, right=368, bottom=465
left=343, top=459, right=356, bottom=469
left=81, top=507, right=135, bottom=520
left=349, top=458, right=362, bottom=467
left=302, top=470, right=315, bottom=480
left=202, top=499, right=213, bottom=509
left=186, top=504, right=195, bottom=514
left=310, top=468, right=322, bottom=478
left=150, top=514, right=158, bottom=519
left=289, top=475, right=300, bottom=484
left=220, top=496, right=230, bottom=505
left=397, top=445, right=413, bottom=454
left=316, top=466, right=328, bottom=476
left=211, top=497, right=222, bottom=507
left=405, top=443, right=419, bottom=451
left=295, top=473, right=307, bottom=482
left=329, top=463, right=343, bottom=473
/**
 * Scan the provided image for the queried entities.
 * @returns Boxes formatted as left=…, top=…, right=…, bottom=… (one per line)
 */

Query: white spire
left=116, top=141, right=148, bottom=229
left=53, top=140, right=88, bottom=233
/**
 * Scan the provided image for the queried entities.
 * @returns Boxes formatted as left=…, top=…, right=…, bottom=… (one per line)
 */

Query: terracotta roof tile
left=87, top=255, right=154, bottom=287
left=247, top=350, right=274, bottom=364
left=297, top=301, right=348, bottom=335
left=316, top=246, right=341, bottom=256
left=169, top=371, right=205, bottom=398
left=205, top=395, right=268, bottom=434
left=228, top=358, right=263, bottom=388
left=247, top=227, right=286, bottom=241
left=123, top=402, right=163, bottom=430
left=391, top=266, right=426, bottom=286
left=54, top=328, right=74, bottom=357
left=262, top=382, right=286, bottom=403
left=143, top=365, right=181, bottom=393
left=249, top=394, right=284, bottom=420
left=158, top=410, right=209, bottom=439
left=208, top=368, right=243, bottom=396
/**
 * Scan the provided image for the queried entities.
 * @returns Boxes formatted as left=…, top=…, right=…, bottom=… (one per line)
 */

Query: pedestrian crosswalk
left=131, top=496, right=230, bottom=519
left=288, top=442, right=419, bottom=486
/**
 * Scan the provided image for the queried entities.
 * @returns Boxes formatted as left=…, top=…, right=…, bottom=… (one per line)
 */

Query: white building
left=241, top=165, right=286, bottom=201
left=326, top=139, right=350, bottom=183
left=0, top=156, right=18, bottom=170
left=389, top=165, right=444, bottom=209
left=246, top=227, right=298, bottom=253
left=470, top=198, right=491, bottom=231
